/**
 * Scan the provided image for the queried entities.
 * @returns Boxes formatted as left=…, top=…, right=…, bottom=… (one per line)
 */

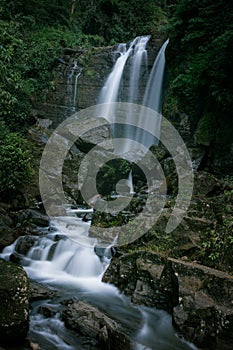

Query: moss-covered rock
left=0, top=259, right=29, bottom=345
left=103, top=250, right=179, bottom=314
left=170, top=258, right=233, bottom=350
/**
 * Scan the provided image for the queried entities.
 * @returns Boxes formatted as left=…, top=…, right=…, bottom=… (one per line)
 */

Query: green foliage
left=74, top=0, right=167, bottom=43
left=166, top=0, right=233, bottom=137
left=96, top=158, right=131, bottom=196
left=0, top=131, right=33, bottom=192
left=0, top=0, right=71, bottom=26
left=0, top=20, right=33, bottom=131
left=0, top=6, right=103, bottom=132
left=198, top=189, right=233, bottom=272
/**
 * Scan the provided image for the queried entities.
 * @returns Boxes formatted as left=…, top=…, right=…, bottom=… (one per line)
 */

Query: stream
left=1, top=206, right=198, bottom=350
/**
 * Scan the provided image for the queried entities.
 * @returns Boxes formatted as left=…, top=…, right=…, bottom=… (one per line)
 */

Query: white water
left=136, top=39, right=170, bottom=147
left=1, top=206, right=198, bottom=350
left=129, top=36, right=150, bottom=104
left=128, top=168, right=135, bottom=194
left=67, top=59, right=82, bottom=110
left=98, top=40, right=134, bottom=120
left=97, top=36, right=168, bottom=156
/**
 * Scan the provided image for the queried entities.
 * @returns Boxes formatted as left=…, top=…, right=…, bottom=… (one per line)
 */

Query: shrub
left=0, top=132, right=33, bottom=192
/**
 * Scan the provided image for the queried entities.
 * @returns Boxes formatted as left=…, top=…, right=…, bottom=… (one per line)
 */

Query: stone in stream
left=62, top=300, right=132, bottom=350
left=0, top=259, right=29, bottom=345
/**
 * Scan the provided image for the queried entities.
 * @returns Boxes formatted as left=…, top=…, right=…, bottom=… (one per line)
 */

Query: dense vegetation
left=0, top=0, right=166, bottom=193
left=165, top=0, right=233, bottom=169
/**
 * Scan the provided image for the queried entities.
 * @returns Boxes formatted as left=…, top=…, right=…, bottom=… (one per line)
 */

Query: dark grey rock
left=103, top=251, right=179, bottom=313
left=0, top=259, right=29, bottom=344
left=169, top=258, right=233, bottom=350
left=62, top=300, right=132, bottom=350
left=29, top=281, right=60, bottom=302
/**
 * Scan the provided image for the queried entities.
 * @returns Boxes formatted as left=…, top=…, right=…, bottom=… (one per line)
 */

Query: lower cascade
left=1, top=206, right=198, bottom=350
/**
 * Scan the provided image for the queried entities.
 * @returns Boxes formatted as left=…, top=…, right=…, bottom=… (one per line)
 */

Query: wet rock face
left=170, top=258, right=233, bottom=350
left=103, top=251, right=179, bottom=314
left=0, top=259, right=29, bottom=345
left=62, top=300, right=132, bottom=350
left=103, top=251, right=233, bottom=350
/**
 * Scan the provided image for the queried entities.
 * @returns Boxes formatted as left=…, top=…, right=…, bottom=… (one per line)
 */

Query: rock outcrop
left=0, top=259, right=29, bottom=345
left=103, top=251, right=179, bottom=314
left=170, top=258, right=233, bottom=350
left=103, top=251, right=233, bottom=350
left=62, top=300, right=132, bottom=350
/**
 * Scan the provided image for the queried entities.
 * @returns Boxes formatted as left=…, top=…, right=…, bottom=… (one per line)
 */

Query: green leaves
left=74, top=0, right=167, bottom=43
left=0, top=132, right=33, bottom=192
left=166, top=0, right=233, bottom=142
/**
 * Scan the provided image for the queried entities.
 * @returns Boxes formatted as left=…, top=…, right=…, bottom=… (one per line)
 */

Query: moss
left=195, top=112, right=216, bottom=146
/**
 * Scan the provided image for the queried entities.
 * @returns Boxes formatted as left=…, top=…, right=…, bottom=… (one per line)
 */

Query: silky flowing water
left=1, top=206, right=198, bottom=350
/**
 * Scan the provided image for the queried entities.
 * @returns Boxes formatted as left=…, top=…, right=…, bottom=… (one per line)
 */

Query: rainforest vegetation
left=0, top=0, right=233, bottom=271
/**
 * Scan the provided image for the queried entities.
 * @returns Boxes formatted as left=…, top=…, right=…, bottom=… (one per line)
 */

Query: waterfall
left=98, top=36, right=150, bottom=121
left=128, top=36, right=150, bottom=104
left=98, top=41, right=133, bottom=120
left=67, top=59, right=82, bottom=111
left=0, top=206, right=198, bottom=350
left=136, top=39, right=170, bottom=147
left=142, top=39, right=169, bottom=113
left=97, top=36, right=169, bottom=155
left=0, top=36, right=197, bottom=350
left=127, top=168, right=135, bottom=194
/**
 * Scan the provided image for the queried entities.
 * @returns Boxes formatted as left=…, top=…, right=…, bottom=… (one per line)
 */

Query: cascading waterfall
left=128, top=35, right=150, bottom=104
left=97, top=36, right=169, bottom=156
left=137, top=38, right=169, bottom=147
left=0, top=36, right=198, bottom=350
left=97, top=40, right=134, bottom=120
left=1, top=207, right=198, bottom=350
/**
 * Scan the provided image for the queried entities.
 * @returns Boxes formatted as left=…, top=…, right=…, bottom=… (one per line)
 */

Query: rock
left=15, top=209, right=49, bottom=229
left=103, top=251, right=179, bottom=313
left=14, top=235, right=38, bottom=256
left=103, top=250, right=233, bottom=349
left=0, top=207, right=13, bottom=227
left=62, top=300, right=132, bottom=350
left=0, top=226, right=18, bottom=252
left=0, top=259, right=29, bottom=344
left=94, top=245, right=117, bottom=261
left=29, top=281, right=60, bottom=302
left=0, top=206, right=18, bottom=251
left=169, top=258, right=233, bottom=350
left=193, top=171, right=219, bottom=196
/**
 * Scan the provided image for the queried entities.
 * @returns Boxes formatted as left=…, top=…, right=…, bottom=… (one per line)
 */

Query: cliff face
left=31, top=38, right=163, bottom=128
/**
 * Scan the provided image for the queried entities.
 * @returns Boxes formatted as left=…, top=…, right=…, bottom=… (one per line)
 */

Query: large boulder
left=169, top=258, right=233, bottom=350
left=103, top=251, right=179, bottom=314
left=0, top=259, right=29, bottom=345
left=62, top=300, right=132, bottom=350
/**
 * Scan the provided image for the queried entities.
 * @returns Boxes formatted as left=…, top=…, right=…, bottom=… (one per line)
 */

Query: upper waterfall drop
left=137, top=38, right=170, bottom=148
left=98, top=36, right=150, bottom=120
left=128, top=35, right=150, bottom=104
left=97, top=36, right=169, bottom=154
left=142, top=38, right=169, bottom=113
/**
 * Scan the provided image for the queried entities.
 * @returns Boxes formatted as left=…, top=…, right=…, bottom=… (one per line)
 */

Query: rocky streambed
left=0, top=192, right=233, bottom=350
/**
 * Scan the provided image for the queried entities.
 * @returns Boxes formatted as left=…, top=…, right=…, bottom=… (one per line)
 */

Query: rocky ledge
left=103, top=250, right=233, bottom=350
